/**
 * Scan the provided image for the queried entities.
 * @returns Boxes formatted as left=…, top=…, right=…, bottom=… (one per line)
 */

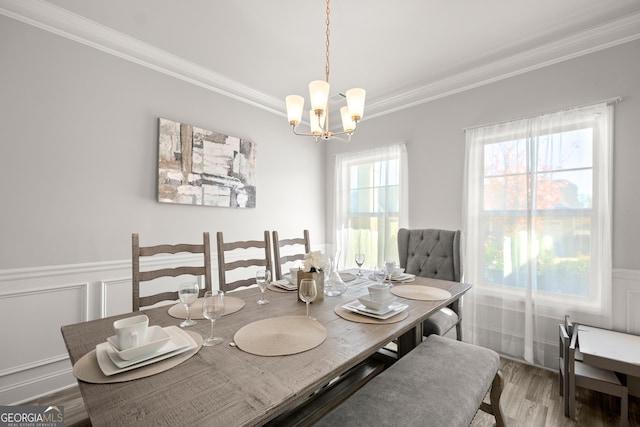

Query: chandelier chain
left=325, top=0, right=330, bottom=83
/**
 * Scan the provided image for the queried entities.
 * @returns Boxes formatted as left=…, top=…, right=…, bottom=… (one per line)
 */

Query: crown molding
left=363, top=12, right=640, bottom=120
left=2, top=0, right=640, bottom=121
left=0, top=0, right=286, bottom=117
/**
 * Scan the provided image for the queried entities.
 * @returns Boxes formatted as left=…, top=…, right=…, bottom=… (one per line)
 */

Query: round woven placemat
left=168, top=296, right=245, bottom=319
left=73, top=330, right=202, bottom=384
left=390, top=285, right=451, bottom=301
left=333, top=304, right=408, bottom=324
left=233, top=316, right=327, bottom=356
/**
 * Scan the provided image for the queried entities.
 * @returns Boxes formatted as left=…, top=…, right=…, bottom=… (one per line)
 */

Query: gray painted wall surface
left=0, top=16, right=326, bottom=270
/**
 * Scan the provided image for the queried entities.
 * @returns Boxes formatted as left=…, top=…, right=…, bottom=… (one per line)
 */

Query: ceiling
left=3, top=0, right=640, bottom=122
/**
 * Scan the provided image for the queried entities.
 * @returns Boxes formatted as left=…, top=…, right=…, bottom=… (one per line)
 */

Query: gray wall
left=326, top=39, right=640, bottom=271
left=0, top=15, right=326, bottom=270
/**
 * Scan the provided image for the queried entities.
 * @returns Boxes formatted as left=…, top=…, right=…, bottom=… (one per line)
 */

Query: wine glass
left=373, top=266, right=387, bottom=285
left=202, top=290, right=225, bottom=346
left=355, top=253, right=365, bottom=276
left=385, top=260, right=397, bottom=282
left=256, top=269, right=271, bottom=305
left=299, top=278, right=317, bottom=319
left=178, top=282, right=199, bottom=327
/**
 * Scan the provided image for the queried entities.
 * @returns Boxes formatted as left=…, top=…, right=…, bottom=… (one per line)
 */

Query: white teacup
left=391, top=267, right=405, bottom=278
left=113, top=314, right=149, bottom=350
left=368, top=284, right=392, bottom=301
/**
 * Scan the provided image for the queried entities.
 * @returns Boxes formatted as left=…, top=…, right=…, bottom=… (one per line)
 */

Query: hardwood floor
left=24, top=357, right=640, bottom=426
left=472, top=357, right=640, bottom=427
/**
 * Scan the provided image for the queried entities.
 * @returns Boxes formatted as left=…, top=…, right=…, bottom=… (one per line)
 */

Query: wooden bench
left=315, top=334, right=506, bottom=427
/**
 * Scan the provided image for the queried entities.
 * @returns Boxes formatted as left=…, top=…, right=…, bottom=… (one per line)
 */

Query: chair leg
left=455, top=321, right=462, bottom=342
left=480, top=370, right=506, bottom=427
left=568, top=376, right=575, bottom=420
left=620, top=387, right=628, bottom=427
left=558, top=369, right=563, bottom=397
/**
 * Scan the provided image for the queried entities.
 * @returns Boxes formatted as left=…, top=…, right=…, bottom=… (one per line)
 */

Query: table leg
left=397, top=324, right=422, bottom=358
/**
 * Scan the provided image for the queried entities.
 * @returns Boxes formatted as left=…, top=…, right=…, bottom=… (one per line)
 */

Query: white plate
left=273, top=279, right=297, bottom=291
left=343, top=300, right=408, bottom=320
left=368, top=273, right=415, bottom=282
left=357, top=295, right=396, bottom=312
left=106, top=326, right=171, bottom=360
left=98, top=326, right=193, bottom=373
left=391, top=273, right=415, bottom=282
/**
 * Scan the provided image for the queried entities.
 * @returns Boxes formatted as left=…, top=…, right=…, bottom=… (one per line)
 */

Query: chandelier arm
left=291, top=125, right=318, bottom=138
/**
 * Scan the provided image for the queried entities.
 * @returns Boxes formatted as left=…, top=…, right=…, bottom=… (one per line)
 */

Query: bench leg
left=479, top=370, right=506, bottom=427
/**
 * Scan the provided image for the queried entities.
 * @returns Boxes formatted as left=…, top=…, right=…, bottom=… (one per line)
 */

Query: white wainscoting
left=0, top=260, right=128, bottom=405
left=0, top=243, right=323, bottom=405
left=612, top=269, right=640, bottom=333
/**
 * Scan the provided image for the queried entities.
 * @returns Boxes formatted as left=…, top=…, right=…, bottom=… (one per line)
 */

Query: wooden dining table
left=61, top=272, right=471, bottom=426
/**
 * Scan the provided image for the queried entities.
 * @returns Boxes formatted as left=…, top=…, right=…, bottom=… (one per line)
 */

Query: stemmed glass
left=373, top=266, right=387, bottom=285
left=256, top=269, right=271, bottom=305
left=355, top=253, right=365, bottom=276
left=202, top=290, right=225, bottom=346
left=385, top=260, right=397, bottom=282
left=178, top=282, right=200, bottom=327
left=299, top=278, right=317, bottom=319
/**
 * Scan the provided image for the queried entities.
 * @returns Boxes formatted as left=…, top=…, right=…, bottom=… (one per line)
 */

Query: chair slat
left=139, top=243, right=205, bottom=256
left=139, top=266, right=208, bottom=282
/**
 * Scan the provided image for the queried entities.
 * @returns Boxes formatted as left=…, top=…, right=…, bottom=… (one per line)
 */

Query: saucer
left=357, top=295, right=396, bottom=312
left=343, top=300, right=408, bottom=320
left=273, top=279, right=297, bottom=291
left=106, top=325, right=171, bottom=361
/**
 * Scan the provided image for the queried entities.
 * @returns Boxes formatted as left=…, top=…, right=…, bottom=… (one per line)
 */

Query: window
left=463, top=102, right=613, bottom=368
left=334, top=144, right=408, bottom=268
left=481, top=127, right=595, bottom=297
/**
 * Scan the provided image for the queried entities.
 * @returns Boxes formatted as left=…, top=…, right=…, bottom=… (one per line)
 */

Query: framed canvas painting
left=157, top=118, right=256, bottom=208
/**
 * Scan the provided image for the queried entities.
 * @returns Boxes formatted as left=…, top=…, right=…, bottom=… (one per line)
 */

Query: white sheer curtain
left=334, top=143, right=408, bottom=269
left=462, top=102, right=613, bottom=369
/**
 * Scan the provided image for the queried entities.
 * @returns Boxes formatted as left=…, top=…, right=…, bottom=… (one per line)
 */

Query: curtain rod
left=463, top=96, right=622, bottom=133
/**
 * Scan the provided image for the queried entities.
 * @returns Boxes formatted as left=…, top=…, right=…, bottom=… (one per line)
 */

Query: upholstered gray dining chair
left=398, top=228, right=463, bottom=341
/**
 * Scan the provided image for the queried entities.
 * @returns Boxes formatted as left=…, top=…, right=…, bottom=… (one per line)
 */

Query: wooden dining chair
left=216, top=231, right=273, bottom=292
left=558, top=323, right=628, bottom=425
left=272, top=230, right=311, bottom=280
left=132, top=232, right=213, bottom=311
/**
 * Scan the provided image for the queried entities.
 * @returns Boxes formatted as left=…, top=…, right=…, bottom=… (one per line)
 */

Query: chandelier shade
left=285, top=0, right=365, bottom=142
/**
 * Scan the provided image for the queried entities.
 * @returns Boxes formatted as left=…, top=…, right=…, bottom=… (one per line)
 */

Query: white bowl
left=358, top=295, right=396, bottom=311
left=107, top=326, right=171, bottom=360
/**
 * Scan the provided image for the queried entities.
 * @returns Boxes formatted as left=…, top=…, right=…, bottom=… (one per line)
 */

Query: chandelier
left=285, top=0, right=366, bottom=143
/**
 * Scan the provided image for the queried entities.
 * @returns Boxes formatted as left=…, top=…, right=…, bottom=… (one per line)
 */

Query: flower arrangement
left=303, top=251, right=327, bottom=273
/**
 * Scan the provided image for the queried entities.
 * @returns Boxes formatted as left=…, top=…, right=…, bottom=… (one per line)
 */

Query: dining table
left=60, top=270, right=471, bottom=426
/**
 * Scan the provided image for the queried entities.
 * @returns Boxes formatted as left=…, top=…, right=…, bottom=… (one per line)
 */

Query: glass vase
left=324, top=256, right=347, bottom=296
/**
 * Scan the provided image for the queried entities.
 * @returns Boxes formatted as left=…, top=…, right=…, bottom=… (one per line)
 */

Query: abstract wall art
left=158, top=118, right=256, bottom=208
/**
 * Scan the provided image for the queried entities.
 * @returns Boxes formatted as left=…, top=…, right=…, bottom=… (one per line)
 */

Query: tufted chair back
left=398, top=228, right=461, bottom=282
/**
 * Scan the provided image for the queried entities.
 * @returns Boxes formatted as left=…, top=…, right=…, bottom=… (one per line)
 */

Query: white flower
left=304, top=251, right=327, bottom=272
